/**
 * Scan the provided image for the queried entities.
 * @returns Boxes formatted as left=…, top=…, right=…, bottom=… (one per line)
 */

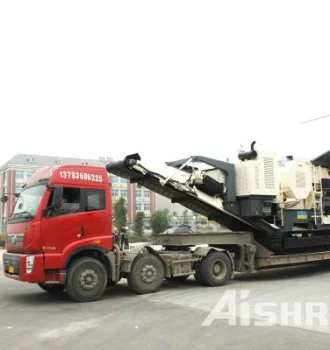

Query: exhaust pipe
left=238, top=141, right=258, bottom=161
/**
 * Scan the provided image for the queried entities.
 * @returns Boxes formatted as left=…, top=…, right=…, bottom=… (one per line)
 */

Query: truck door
left=40, top=186, right=109, bottom=269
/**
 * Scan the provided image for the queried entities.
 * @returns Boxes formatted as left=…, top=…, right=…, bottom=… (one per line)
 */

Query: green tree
left=133, top=211, right=145, bottom=238
left=114, top=197, right=127, bottom=231
left=183, top=209, right=189, bottom=225
left=150, top=210, right=170, bottom=235
left=163, top=208, right=171, bottom=225
left=172, top=211, right=178, bottom=224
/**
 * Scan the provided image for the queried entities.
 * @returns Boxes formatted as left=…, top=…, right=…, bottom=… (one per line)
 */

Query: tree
left=133, top=211, right=145, bottom=238
left=150, top=210, right=170, bottom=235
left=114, top=197, right=127, bottom=232
left=183, top=209, right=189, bottom=225
left=172, top=211, right=178, bottom=224
left=193, top=212, right=202, bottom=224
left=163, top=208, right=171, bottom=225
left=163, top=208, right=170, bottom=218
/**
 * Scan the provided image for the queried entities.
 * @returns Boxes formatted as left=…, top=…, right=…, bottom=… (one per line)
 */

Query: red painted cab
left=3, top=164, right=112, bottom=288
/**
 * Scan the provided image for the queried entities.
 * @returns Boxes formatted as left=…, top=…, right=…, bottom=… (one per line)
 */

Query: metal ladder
left=311, top=165, right=323, bottom=225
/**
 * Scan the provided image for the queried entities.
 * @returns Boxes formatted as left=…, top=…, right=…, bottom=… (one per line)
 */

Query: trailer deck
left=152, top=233, right=330, bottom=271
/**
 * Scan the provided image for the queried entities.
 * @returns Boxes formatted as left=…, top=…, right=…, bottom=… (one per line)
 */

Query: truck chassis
left=111, top=232, right=330, bottom=300
left=5, top=232, right=330, bottom=302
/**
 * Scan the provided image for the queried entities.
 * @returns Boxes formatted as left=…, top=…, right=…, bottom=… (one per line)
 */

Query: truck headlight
left=26, top=256, right=35, bottom=274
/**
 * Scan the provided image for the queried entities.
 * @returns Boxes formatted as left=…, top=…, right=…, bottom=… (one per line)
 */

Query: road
left=1, top=250, right=330, bottom=349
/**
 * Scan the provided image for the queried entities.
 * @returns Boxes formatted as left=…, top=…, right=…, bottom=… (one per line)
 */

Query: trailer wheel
left=38, top=283, right=64, bottom=293
left=165, top=275, right=189, bottom=282
left=199, top=251, right=232, bottom=286
left=65, top=257, right=107, bottom=302
left=127, top=254, right=164, bottom=294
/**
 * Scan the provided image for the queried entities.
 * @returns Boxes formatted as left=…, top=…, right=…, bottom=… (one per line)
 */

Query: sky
left=1, top=1, right=330, bottom=168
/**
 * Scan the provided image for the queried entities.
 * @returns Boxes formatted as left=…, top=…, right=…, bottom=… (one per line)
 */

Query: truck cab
left=3, top=164, right=114, bottom=300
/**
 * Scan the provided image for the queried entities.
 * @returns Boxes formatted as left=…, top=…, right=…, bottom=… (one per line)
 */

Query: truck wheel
left=65, top=257, right=107, bottom=302
left=127, top=254, right=164, bottom=294
left=193, top=262, right=202, bottom=283
left=38, top=283, right=64, bottom=293
left=165, top=275, right=189, bottom=281
left=199, top=251, right=232, bottom=286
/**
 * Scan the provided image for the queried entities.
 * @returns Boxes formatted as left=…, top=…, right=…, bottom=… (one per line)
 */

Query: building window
left=143, top=191, right=150, bottom=198
left=26, top=171, right=35, bottom=179
left=136, top=203, right=142, bottom=211
left=144, top=204, right=150, bottom=211
left=111, top=176, right=118, bottom=183
left=85, top=189, right=105, bottom=211
left=136, top=190, right=142, bottom=197
left=120, top=190, right=127, bottom=197
left=16, top=170, right=25, bottom=180
left=120, top=178, right=127, bottom=184
left=112, top=189, right=119, bottom=197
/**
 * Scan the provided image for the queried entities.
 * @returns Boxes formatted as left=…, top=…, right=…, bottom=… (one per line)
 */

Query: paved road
left=1, top=250, right=330, bottom=349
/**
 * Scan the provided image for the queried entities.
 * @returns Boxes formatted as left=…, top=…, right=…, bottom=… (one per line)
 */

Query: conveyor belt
left=106, top=156, right=267, bottom=238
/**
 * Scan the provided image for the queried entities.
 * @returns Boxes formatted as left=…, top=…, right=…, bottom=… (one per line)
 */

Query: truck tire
left=65, top=257, right=107, bottom=302
left=165, top=275, right=189, bottom=282
left=38, top=283, right=64, bottom=293
left=193, top=262, right=202, bottom=283
left=127, top=254, right=164, bottom=294
left=199, top=251, right=232, bottom=286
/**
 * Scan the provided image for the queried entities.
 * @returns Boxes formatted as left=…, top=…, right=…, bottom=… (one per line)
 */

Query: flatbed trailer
left=117, top=231, right=330, bottom=293
left=153, top=232, right=330, bottom=269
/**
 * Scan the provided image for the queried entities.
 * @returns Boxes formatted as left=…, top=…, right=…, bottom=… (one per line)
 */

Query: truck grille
left=6, top=233, right=24, bottom=247
left=3, top=254, right=20, bottom=275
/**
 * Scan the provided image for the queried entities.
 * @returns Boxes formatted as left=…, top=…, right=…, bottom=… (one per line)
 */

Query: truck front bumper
left=3, top=252, right=45, bottom=283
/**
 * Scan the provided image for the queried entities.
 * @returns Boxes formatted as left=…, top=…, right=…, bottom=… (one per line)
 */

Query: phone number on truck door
left=59, top=171, right=103, bottom=182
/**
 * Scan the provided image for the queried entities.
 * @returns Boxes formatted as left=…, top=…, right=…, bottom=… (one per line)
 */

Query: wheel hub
left=213, top=261, right=227, bottom=280
left=79, top=269, right=98, bottom=290
left=213, top=263, right=221, bottom=275
left=141, top=265, right=157, bottom=284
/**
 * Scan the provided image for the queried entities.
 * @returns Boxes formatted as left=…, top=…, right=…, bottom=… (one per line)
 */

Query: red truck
left=2, top=161, right=239, bottom=302
left=2, top=164, right=120, bottom=302
left=3, top=163, right=221, bottom=302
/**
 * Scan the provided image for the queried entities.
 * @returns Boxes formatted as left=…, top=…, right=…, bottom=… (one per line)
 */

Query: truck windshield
left=11, top=185, right=46, bottom=219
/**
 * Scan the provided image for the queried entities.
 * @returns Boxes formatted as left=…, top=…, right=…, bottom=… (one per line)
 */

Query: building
left=110, top=174, right=155, bottom=225
left=0, top=154, right=155, bottom=231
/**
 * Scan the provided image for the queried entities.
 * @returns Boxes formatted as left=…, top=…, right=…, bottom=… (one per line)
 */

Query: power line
left=301, top=114, right=330, bottom=124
